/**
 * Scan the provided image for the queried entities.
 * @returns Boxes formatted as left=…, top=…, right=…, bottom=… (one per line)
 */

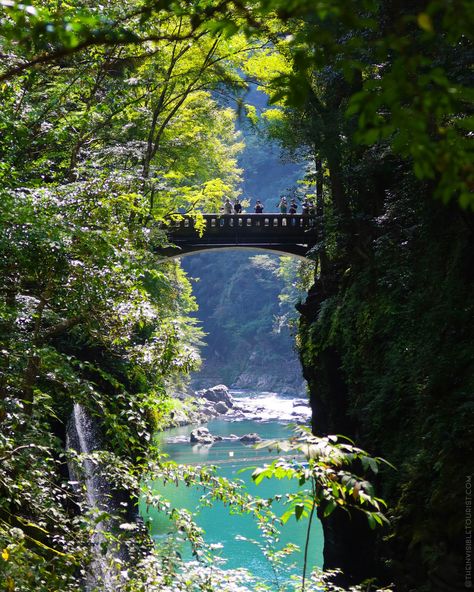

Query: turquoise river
left=140, top=390, right=324, bottom=584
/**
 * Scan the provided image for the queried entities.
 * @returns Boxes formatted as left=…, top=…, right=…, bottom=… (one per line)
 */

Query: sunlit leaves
left=417, top=13, right=434, bottom=34
left=0, top=1, right=136, bottom=65
left=240, top=0, right=472, bottom=209
left=251, top=428, right=391, bottom=528
left=0, top=180, right=204, bottom=588
left=347, top=57, right=474, bottom=208
left=0, top=9, right=248, bottom=579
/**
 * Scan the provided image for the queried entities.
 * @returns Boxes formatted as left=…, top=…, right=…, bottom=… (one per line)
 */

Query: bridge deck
left=161, top=213, right=318, bottom=258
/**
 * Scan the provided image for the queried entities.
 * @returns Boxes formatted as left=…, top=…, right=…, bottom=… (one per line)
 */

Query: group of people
left=222, top=198, right=264, bottom=214
left=221, top=196, right=316, bottom=215
left=222, top=198, right=242, bottom=214
left=276, top=196, right=316, bottom=215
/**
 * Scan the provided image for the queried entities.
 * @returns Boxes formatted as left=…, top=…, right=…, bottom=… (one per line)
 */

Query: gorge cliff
left=298, top=183, right=474, bottom=591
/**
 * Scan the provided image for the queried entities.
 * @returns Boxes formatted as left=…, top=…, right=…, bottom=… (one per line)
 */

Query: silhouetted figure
left=254, top=200, right=264, bottom=213
left=288, top=200, right=297, bottom=214
left=233, top=199, right=242, bottom=214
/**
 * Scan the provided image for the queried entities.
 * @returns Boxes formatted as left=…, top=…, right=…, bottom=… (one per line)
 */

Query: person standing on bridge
left=223, top=198, right=232, bottom=214
left=233, top=198, right=242, bottom=214
left=277, top=196, right=288, bottom=214
left=289, top=199, right=298, bottom=214
left=254, top=200, right=264, bottom=213
left=301, top=198, right=311, bottom=215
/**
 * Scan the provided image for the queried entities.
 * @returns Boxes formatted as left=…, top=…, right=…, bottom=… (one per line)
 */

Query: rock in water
left=190, top=427, right=215, bottom=444
left=201, top=403, right=218, bottom=418
left=214, top=401, right=229, bottom=414
left=196, top=384, right=234, bottom=408
left=292, top=398, right=309, bottom=408
left=240, top=433, right=262, bottom=444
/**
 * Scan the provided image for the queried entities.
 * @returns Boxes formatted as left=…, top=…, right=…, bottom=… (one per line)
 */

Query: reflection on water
left=140, top=392, right=323, bottom=584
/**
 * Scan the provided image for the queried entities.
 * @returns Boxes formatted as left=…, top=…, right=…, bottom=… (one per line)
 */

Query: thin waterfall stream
left=67, top=403, right=124, bottom=591
left=71, top=403, right=99, bottom=508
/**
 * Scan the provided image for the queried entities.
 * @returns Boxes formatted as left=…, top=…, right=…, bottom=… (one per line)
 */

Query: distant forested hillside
left=237, top=85, right=303, bottom=209
left=182, top=84, right=309, bottom=394
left=182, top=251, right=308, bottom=393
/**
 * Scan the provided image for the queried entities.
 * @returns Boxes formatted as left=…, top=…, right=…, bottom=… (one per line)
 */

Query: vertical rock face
left=297, top=194, right=474, bottom=591
left=298, top=285, right=379, bottom=586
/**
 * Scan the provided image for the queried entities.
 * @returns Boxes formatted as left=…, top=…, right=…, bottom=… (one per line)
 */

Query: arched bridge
left=159, top=214, right=318, bottom=258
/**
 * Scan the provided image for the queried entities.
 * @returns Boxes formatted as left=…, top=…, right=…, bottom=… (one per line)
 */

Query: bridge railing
left=171, top=213, right=317, bottom=234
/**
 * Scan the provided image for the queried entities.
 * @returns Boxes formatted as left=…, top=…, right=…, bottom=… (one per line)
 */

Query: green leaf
left=294, top=503, right=305, bottom=520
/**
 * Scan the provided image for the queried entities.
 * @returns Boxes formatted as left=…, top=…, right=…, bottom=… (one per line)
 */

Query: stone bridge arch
left=157, top=214, right=318, bottom=259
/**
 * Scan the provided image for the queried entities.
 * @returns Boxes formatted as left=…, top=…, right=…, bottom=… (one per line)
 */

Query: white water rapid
left=231, top=390, right=312, bottom=422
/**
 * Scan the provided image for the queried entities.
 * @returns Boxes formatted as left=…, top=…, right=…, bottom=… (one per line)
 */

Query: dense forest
left=0, top=1, right=472, bottom=591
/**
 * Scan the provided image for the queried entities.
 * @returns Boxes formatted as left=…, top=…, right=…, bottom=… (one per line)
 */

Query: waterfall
left=71, top=403, right=100, bottom=508
left=67, top=403, right=124, bottom=591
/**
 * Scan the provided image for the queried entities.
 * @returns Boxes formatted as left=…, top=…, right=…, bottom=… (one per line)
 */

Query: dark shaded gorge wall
left=298, top=184, right=474, bottom=590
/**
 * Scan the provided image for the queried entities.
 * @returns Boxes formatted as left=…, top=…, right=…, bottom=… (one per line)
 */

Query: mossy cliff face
left=298, top=188, right=474, bottom=591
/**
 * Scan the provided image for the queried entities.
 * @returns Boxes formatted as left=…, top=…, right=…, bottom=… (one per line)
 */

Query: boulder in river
left=190, top=427, right=215, bottom=444
left=240, top=433, right=262, bottom=444
left=201, top=404, right=218, bottom=418
left=214, top=401, right=229, bottom=415
left=196, top=385, right=234, bottom=408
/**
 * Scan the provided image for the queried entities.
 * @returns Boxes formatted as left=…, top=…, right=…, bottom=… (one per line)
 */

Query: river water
left=140, top=391, right=324, bottom=584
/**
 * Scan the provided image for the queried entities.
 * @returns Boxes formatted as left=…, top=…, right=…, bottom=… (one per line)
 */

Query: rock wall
left=298, top=192, right=474, bottom=590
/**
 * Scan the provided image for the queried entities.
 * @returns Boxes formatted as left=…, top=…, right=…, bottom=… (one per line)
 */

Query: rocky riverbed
left=187, top=426, right=263, bottom=445
left=168, top=384, right=311, bottom=435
